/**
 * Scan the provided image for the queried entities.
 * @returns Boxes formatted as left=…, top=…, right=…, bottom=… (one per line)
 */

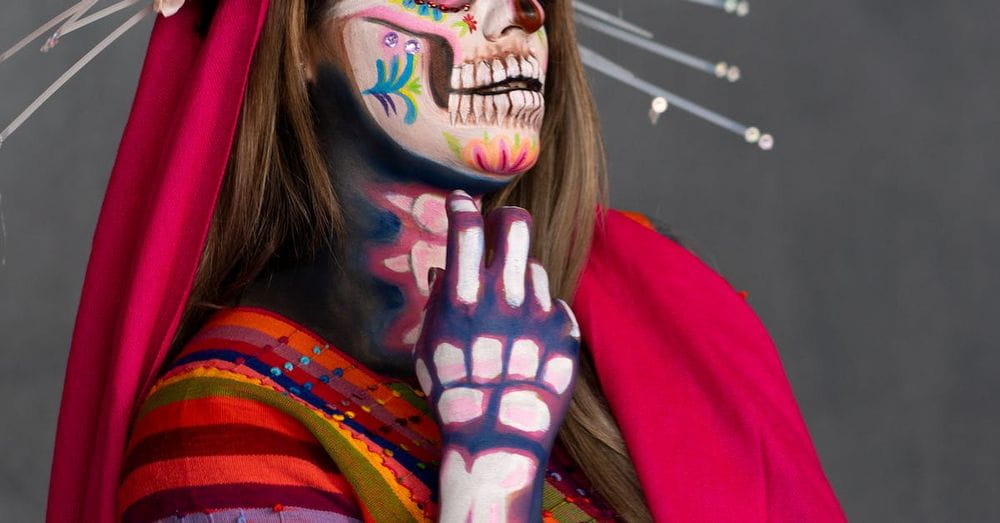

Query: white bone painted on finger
left=403, top=310, right=426, bottom=348
left=403, top=324, right=421, bottom=347
left=529, top=262, right=552, bottom=311
left=471, top=336, right=503, bottom=381
left=438, top=387, right=485, bottom=424
left=449, top=198, right=479, bottom=213
left=434, top=342, right=467, bottom=385
left=439, top=449, right=536, bottom=523
left=508, top=338, right=540, bottom=379
left=542, top=356, right=575, bottom=394
left=411, top=240, right=446, bottom=296
left=498, top=390, right=551, bottom=433
left=502, top=220, right=530, bottom=307
left=414, top=358, right=433, bottom=396
left=559, top=300, right=581, bottom=339
left=456, top=226, right=483, bottom=304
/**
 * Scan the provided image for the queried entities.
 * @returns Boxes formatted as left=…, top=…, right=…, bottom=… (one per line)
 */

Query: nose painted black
left=513, top=0, right=545, bottom=34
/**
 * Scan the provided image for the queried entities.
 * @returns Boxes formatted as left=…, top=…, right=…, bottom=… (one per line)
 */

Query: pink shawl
left=46, top=2, right=844, bottom=521
left=45, top=2, right=271, bottom=521
left=576, top=210, right=845, bottom=521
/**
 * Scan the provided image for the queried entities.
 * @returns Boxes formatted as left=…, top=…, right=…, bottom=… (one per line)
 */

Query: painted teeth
left=506, top=55, right=521, bottom=79
left=491, top=58, right=505, bottom=84
left=462, top=63, right=475, bottom=89
left=448, top=54, right=545, bottom=129
left=449, top=88, right=544, bottom=129
left=451, top=54, right=542, bottom=90
left=494, top=94, right=511, bottom=127
left=476, top=62, right=491, bottom=87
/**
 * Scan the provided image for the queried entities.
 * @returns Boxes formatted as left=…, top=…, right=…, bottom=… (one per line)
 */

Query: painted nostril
left=513, top=0, right=545, bottom=34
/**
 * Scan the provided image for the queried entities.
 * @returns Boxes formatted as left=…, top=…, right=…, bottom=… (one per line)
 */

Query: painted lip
left=453, top=77, right=543, bottom=96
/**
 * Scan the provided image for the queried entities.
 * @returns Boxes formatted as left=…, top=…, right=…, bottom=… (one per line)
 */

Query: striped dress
left=118, top=307, right=617, bottom=522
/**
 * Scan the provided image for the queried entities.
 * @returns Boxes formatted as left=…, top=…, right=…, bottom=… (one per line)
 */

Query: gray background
left=1, top=0, right=997, bottom=521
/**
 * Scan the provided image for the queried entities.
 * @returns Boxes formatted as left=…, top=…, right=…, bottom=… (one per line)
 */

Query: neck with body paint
left=241, top=66, right=505, bottom=377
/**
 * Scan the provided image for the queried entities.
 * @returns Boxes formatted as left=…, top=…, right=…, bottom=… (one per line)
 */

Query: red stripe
left=122, top=424, right=336, bottom=478
left=127, top=395, right=316, bottom=454
left=174, top=338, right=441, bottom=463
left=119, top=454, right=352, bottom=509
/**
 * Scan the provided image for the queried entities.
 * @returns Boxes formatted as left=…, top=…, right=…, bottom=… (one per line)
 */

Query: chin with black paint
left=322, top=0, right=548, bottom=182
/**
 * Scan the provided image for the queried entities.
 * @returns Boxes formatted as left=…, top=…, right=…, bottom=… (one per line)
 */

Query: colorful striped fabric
left=119, top=307, right=616, bottom=522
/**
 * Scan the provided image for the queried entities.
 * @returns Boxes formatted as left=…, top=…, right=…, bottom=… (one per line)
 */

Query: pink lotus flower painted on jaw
left=153, top=0, right=185, bottom=17
left=445, top=132, right=540, bottom=176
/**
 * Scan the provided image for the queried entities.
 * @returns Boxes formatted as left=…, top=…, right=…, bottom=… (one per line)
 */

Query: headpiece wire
left=0, top=1, right=181, bottom=149
left=1, top=0, right=772, bottom=150
left=573, top=1, right=773, bottom=149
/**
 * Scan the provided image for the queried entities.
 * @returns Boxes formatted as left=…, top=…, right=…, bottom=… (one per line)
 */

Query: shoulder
left=119, top=311, right=361, bottom=522
left=575, top=209, right=845, bottom=521
left=580, top=208, right=780, bottom=377
left=584, top=208, right=742, bottom=306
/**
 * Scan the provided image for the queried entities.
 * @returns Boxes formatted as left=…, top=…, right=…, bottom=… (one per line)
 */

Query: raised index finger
left=485, top=206, right=533, bottom=308
left=445, top=190, right=484, bottom=305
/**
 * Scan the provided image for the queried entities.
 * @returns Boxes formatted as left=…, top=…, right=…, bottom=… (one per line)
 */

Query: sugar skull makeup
left=326, top=0, right=548, bottom=181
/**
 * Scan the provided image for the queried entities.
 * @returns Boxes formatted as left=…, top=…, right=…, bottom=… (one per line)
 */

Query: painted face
left=326, top=0, right=549, bottom=182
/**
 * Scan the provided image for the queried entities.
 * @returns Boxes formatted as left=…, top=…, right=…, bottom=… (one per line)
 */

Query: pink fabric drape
left=574, top=210, right=845, bottom=522
left=45, top=2, right=270, bottom=521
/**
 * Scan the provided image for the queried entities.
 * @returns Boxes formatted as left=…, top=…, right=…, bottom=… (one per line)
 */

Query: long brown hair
left=183, top=0, right=651, bottom=519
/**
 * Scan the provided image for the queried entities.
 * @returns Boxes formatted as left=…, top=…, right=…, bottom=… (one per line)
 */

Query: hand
left=412, top=190, right=581, bottom=522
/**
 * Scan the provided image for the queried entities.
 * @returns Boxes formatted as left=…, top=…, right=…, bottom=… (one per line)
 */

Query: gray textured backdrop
left=1, top=0, right=998, bottom=521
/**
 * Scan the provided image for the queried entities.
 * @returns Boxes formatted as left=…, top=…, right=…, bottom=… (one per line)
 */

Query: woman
left=47, top=0, right=845, bottom=521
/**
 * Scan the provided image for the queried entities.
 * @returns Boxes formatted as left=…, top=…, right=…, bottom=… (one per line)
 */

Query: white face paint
left=325, top=0, right=549, bottom=181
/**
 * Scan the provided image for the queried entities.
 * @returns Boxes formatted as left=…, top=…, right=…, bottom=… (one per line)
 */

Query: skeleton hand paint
left=413, top=191, right=581, bottom=522
left=327, top=0, right=548, bottom=181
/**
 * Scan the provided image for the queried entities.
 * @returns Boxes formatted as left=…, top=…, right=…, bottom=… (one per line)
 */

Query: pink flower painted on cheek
left=446, top=133, right=541, bottom=176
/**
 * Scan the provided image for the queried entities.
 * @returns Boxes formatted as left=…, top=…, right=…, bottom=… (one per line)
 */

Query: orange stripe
left=205, top=309, right=441, bottom=442
left=206, top=310, right=373, bottom=381
left=128, top=395, right=316, bottom=453
left=619, top=210, right=655, bottom=231
left=119, top=454, right=353, bottom=509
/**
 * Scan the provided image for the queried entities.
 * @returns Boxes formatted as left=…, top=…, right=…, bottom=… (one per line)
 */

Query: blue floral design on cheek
left=394, top=0, right=446, bottom=22
left=362, top=52, right=422, bottom=125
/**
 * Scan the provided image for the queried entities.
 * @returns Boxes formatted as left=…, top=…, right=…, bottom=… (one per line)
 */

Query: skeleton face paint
left=326, top=0, right=548, bottom=182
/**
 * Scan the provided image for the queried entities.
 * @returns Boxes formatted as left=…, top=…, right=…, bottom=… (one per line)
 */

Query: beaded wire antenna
left=574, top=1, right=773, bottom=150
left=0, top=0, right=772, bottom=150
